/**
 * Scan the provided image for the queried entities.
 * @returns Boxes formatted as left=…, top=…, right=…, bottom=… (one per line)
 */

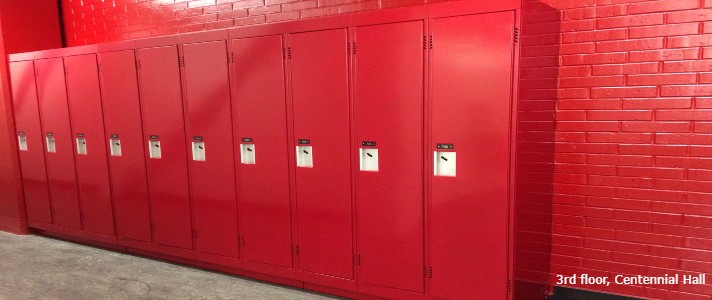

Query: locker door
left=232, top=35, right=292, bottom=267
left=354, top=21, right=424, bottom=292
left=138, top=46, right=193, bottom=249
left=10, top=61, right=51, bottom=224
left=65, top=54, right=115, bottom=236
left=290, top=29, right=353, bottom=279
left=429, top=12, right=515, bottom=299
left=183, top=41, right=239, bottom=257
left=35, top=58, right=82, bottom=229
left=98, top=50, right=152, bottom=242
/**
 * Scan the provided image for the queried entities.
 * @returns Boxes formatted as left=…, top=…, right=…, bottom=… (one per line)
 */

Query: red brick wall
left=521, top=0, right=712, bottom=299
left=61, top=0, right=452, bottom=46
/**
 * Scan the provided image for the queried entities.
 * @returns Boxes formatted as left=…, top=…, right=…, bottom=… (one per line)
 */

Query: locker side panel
left=232, top=35, right=292, bottom=268
left=290, top=29, right=353, bottom=279
left=138, top=46, right=193, bottom=250
left=10, top=61, right=52, bottom=224
left=65, top=54, right=115, bottom=236
left=354, top=21, right=424, bottom=293
left=35, top=58, right=82, bottom=229
left=183, top=41, right=239, bottom=258
left=99, top=50, right=152, bottom=242
left=429, top=12, right=515, bottom=299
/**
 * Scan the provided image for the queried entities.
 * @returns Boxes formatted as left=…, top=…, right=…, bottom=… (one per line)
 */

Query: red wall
left=61, top=0, right=450, bottom=46
left=0, top=0, right=62, bottom=54
left=520, top=0, right=712, bottom=299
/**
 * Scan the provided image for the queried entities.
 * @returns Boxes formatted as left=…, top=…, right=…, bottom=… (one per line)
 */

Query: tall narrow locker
left=182, top=41, right=239, bottom=258
left=429, top=12, right=516, bottom=299
left=137, top=46, right=193, bottom=250
left=232, top=35, right=293, bottom=268
left=290, top=29, right=353, bottom=279
left=353, top=21, right=425, bottom=293
left=99, top=50, right=152, bottom=242
left=10, top=61, right=52, bottom=224
left=65, top=54, right=115, bottom=236
left=35, top=57, right=82, bottom=229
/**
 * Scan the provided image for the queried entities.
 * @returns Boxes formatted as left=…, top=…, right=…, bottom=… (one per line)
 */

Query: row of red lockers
left=9, top=5, right=517, bottom=300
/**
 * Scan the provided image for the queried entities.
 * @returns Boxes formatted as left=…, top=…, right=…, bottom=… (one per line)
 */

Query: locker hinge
left=192, top=229, right=197, bottom=239
left=429, top=35, right=433, bottom=49
left=294, top=244, right=300, bottom=256
left=135, top=59, right=141, bottom=70
left=507, top=279, right=512, bottom=293
left=239, top=236, right=245, bottom=246
left=227, top=52, right=234, bottom=64
left=179, top=56, right=185, bottom=68
left=514, top=27, right=519, bottom=43
left=97, top=63, right=102, bottom=73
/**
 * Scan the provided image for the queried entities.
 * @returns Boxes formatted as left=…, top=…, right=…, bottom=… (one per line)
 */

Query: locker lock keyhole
left=115, top=142, right=120, bottom=146
left=199, top=146, right=204, bottom=150
left=367, top=152, right=373, bottom=157
left=154, top=144, right=160, bottom=148
left=247, top=148, right=253, bottom=152
left=302, top=149, right=309, bottom=155
left=440, top=156, right=448, bottom=161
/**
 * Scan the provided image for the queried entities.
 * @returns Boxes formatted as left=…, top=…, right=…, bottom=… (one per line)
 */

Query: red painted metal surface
left=137, top=46, right=193, bottom=250
left=232, top=35, right=293, bottom=268
left=9, top=60, right=51, bottom=224
left=98, top=50, right=152, bottom=242
left=429, top=12, right=515, bottom=299
left=290, top=28, right=353, bottom=279
left=354, top=21, right=424, bottom=293
left=34, top=57, right=82, bottom=229
left=182, top=40, right=239, bottom=258
left=65, top=54, right=115, bottom=236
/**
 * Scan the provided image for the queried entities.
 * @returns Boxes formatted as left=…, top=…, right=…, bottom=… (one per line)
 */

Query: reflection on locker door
left=232, top=35, right=292, bottom=268
left=354, top=21, right=424, bottom=293
left=183, top=40, right=239, bottom=258
left=65, top=54, right=115, bottom=236
left=99, top=50, right=152, bottom=242
left=138, top=46, right=193, bottom=250
left=10, top=61, right=52, bottom=224
left=429, top=12, right=515, bottom=299
left=290, top=29, right=353, bottom=279
left=35, top=58, right=82, bottom=229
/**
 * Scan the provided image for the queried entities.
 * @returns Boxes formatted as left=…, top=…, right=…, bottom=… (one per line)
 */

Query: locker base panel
left=357, top=282, right=430, bottom=300
left=29, top=221, right=119, bottom=248
left=295, top=270, right=357, bottom=292
left=118, top=237, right=196, bottom=260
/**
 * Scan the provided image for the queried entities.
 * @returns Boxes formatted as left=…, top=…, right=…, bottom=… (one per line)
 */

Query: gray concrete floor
left=0, top=232, right=339, bottom=300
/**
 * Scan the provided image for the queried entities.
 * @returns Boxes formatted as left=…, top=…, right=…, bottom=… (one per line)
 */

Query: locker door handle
left=366, top=153, right=373, bottom=157
left=302, top=149, right=309, bottom=154
left=199, top=146, right=204, bottom=149
left=440, top=156, right=448, bottom=161
left=247, top=148, right=253, bottom=152
left=115, top=143, right=120, bottom=146
left=154, top=144, right=160, bottom=147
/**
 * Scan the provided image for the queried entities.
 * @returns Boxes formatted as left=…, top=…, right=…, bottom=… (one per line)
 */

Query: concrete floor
left=0, top=232, right=339, bottom=300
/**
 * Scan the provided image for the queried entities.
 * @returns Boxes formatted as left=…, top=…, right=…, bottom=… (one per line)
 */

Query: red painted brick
left=584, top=238, right=649, bottom=254
left=588, top=176, right=654, bottom=189
left=628, top=73, right=697, bottom=85
left=629, top=48, right=699, bottom=62
left=587, top=110, right=653, bottom=121
left=690, top=169, right=712, bottom=181
left=562, top=28, right=626, bottom=43
left=266, top=10, right=298, bottom=22
left=664, top=60, right=712, bottom=72
left=628, top=0, right=699, bottom=14
left=561, top=19, right=596, bottom=32
left=691, top=146, right=712, bottom=156
left=618, top=166, right=686, bottom=179
left=188, top=0, right=217, bottom=8
left=656, top=156, right=712, bottom=169
left=556, top=110, right=587, bottom=121
left=203, top=3, right=232, bottom=13
left=595, top=4, right=627, bottom=17
left=657, top=110, right=712, bottom=120
left=668, top=34, right=712, bottom=48
left=558, top=99, right=621, bottom=110
left=560, top=42, right=596, bottom=55
left=562, top=53, right=626, bottom=65
left=218, top=9, right=248, bottom=20
left=629, top=22, right=699, bottom=38
left=557, top=142, right=619, bottom=154
left=661, top=85, right=712, bottom=97
left=695, top=121, right=712, bottom=132
left=521, top=45, right=559, bottom=57
left=591, top=62, right=659, bottom=76
left=616, top=187, right=687, bottom=202
left=234, top=14, right=265, bottom=26
left=204, top=19, right=234, bottom=29
left=587, top=132, right=654, bottom=144
left=559, top=65, right=592, bottom=77
left=622, top=121, right=691, bottom=133
left=588, top=154, right=654, bottom=166
left=616, top=231, right=682, bottom=247
left=232, top=0, right=265, bottom=9
left=666, top=9, right=712, bottom=23
left=557, top=121, right=620, bottom=132
left=559, top=76, right=624, bottom=88
left=553, top=203, right=615, bottom=217
left=281, top=0, right=316, bottom=11
left=596, top=13, right=664, bottom=29
left=563, top=7, right=595, bottom=20
left=655, top=133, right=712, bottom=145
left=595, top=37, right=663, bottom=52
left=622, top=98, right=692, bottom=109
left=248, top=4, right=280, bottom=15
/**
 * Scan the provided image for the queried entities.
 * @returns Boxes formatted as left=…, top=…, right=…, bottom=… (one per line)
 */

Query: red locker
left=138, top=46, right=193, bottom=250
left=182, top=41, right=239, bottom=258
left=35, top=57, right=82, bottom=229
left=65, top=54, right=115, bottom=236
left=232, top=35, right=292, bottom=268
left=429, top=12, right=515, bottom=299
left=290, top=29, right=353, bottom=279
left=354, top=22, right=425, bottom=292
left=98, top=50, right=152, bottom=242
left=10, top=61, right=52, bottom=224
